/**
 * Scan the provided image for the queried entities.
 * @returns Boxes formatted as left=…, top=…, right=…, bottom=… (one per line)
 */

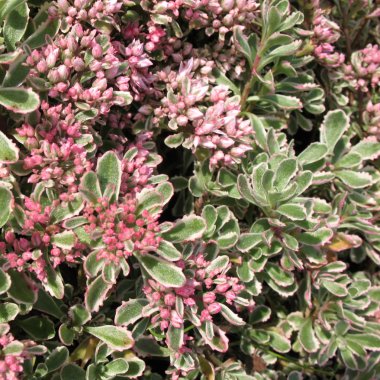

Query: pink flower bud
left=170, top=310, right=183, bottom=327
left=72, top=57, right=85, bottom=72
left=57, top=0, right=69, bottom=11
left=36, top=60, right=48, bottom=73
left=203, top=292, right=216, bottom=304
left=208, top=302, right=222, bottom=315
left=92, top=44, right=103, bottom=59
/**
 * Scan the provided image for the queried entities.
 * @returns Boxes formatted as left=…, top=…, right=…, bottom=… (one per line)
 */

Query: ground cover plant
left=0, top=0, right=379, bottom=378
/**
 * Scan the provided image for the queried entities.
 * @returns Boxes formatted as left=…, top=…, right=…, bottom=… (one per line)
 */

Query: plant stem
left=241, top=49, right=261, bottom=110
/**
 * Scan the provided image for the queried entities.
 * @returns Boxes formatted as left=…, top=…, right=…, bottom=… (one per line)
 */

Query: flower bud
left=72, top=57, right=85, bottom=71
left=208, top=302, right=222, bottom=315
left=92, top=44, right=103, bottom=59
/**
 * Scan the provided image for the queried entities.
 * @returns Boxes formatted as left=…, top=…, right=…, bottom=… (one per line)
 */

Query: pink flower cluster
left=343, top=44, right=380, bottom=91
left=53, top=0, right=125, bottom=25
left=83, top=197, right=161, bottom=263
left=0, top=326, right=34, bottom=380
left=312, top=5, right=345, bottom=67
left=0, top=197, right=84, bottom=280
left=120, top=133, right=158, bottom=197
left=141, top=0, right=259, bottom=40
left=142, top=250, right=244, bottom=343
left=154, top=59, right=252, bottom=166
left=364, top=101, right=380, bottom=140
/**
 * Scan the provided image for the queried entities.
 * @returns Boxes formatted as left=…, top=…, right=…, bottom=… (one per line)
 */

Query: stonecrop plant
left=0, top=0, right=379, bottom=379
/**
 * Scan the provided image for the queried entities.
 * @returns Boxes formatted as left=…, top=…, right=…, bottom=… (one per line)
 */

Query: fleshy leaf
left=161, top=215, right=206, bottom=242
left=85, top=275, right=112, bottom=312
left=320, top=110, right=349, bottom=153
left=96, top=151, right=121, bottom=203
left=138, top=254, right=186, bottom=288
left=335, top=170, right=373, bottom=189
left=0, top=302, right=19, bottom=323
left=84, top=325, right=134, bottom=351
left=4, top=1, right=29, bottom=51
left=299, top=318, right=319, bottom=353
left=115, top=299, right=148, bottom=326
left=277, top=204, right=306, bottom=220
left=0, top=131, right=19, bottom=163
left=0, top=87, right=40, bottom=114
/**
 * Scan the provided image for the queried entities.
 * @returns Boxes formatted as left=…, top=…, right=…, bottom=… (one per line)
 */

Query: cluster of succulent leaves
left=0, top=0, right=379, bottom=379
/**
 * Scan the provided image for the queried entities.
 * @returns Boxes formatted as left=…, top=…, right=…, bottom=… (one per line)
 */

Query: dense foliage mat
left=0, top=0, right=379, bottom=379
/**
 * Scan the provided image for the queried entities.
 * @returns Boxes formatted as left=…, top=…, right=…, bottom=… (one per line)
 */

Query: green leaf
left=250, top=306, right=271, bottom=324
left=135, top=337, right=170, bottom=357
left=79, top=171, right=101, bottom=203
left=96, top=151, right=121, bottom=203
left=59, top=324, right=75, bottom=346
left=277, top=204, right=306, bottom=220
left=161, top=215, right=206, bottom=243
left=62, top=216, right=88, bottom=229
left=298, top=143, right=328, bottom=165
left=84, top=325, right=134, bottom=351
left=205, top=256, right=229, bottom=275
left=50, top=195, right=84, bottom=224
left=44, top=259, right=64, bottom=299
left=237, top=174, right=257, bottom=205
left=156, top=181, right=174, bottom=206
left=0, top=131, right=19, bottom=163
left=268, top=331, right=291, bottom=353
left=7, top=270, right=37, bottom=304
left=4, top=1, right=29, bottom=51
left=0, top=187, right=12, bottom=228
left=340, top=348, right=358, bottom=370
left=69, top=305, right=91, bottom=326
left=60, top=364, right=86, bottom=380
left=136, top=190, right=163, bottom=215
left=219, top=304, right=245, bottom=326
left=113, top=91, right=133, bottom=106
left=237, top=233, right=262, bottom=252
left=0, top=87, right=40, bottom=114
left=85, top=275, right=112, bottom=312
left=0, top=0, right=24, bottom=21
left=320, top=110, right=350, bottom=153
left=0, top=302, right=19, bottom=323
left=18, top=316, right=55, bottom=340
left=258, top=94, right=302, bottom=110
left=212, top=68, right=240, bottom=95
left=167, top=324, right=184, bottom=351
left=275, top=159, right=297, bottom=191
left=299, top=318, right=319, bottom=353
left=334, top=152, right=362, bottom=169
left=2, top=52, right=29, bottom=87
left=45, top=347, right=69, bottom=373
left=233, top=26, right=254, bottom=66
left=23, top=17, right=60, bottom=49
left=266, top=263, right=294, bottom=287
left=115, top=299, right=148, bottom=326
left=156, top=240, right=182, bottom=261
left=259, top=40, right=302, bottom=68
left=351, top=139, right=380, bottom=161
left=123, top=357, right=146, bottom=378
left=164, top=133, right=184, bottom=148
left=245, top=113, right=267, bottom=150
left=104, top=358, right=129, bottom=377
left=51, top=231, right=76, bottom=249
left=298, top=228, right=333, bottom=245
left=138, top=254, right=186, bottom=288
left=321, top=280, right=348, bottom=297
left=35, top=289, right=65, bottom=319
left=335, top=170, right=373, bottom=189
left=345, top=334, right=380, bottom=351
